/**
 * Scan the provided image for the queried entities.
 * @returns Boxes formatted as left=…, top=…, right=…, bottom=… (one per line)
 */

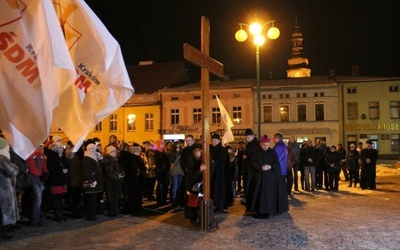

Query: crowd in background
left=0, top=128, right=379, bottom=238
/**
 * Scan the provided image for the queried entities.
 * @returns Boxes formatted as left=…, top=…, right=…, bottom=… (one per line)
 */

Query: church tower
left=287, top=18, right=311, bottom=78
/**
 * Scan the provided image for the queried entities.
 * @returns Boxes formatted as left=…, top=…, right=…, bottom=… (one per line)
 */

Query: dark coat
left=119, top=150, right=138, bottom=185
left=346, top=149, right=359, bottom=170
left=81, top=156, right=103, bottom=193
left=102, top=155, right=124, bottom=201
left=247, top=147, right=288, bottom=215
left=210, top=143, right=228, bottom=208
left=360, top=148, right=378, bottom=189
left=325, top=151, right=342, bottom=173
left=154, top=150, right=170, bottom=182
left=47, top=151, right=70, bottom=187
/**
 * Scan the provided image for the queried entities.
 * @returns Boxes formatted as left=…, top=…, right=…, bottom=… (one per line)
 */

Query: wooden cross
left=183, top=16, right=223, bottom=231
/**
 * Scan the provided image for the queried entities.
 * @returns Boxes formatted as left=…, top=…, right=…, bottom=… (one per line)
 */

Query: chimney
left=139, top=61, right=154, bottom=66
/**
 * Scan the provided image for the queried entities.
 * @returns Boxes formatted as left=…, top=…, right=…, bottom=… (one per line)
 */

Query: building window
left=296, top=93, right=300, bottom=98
left=212, top=95, right=220, bottom=99
left=109, top=114, right=117, bottom=132
left=279, top=94, right=284, bottom=98
left=94, top=122, right=102, bottom=132
left=171, top=109, right=180, bottom=125
left=171, top=96, right=178, bottom=101
left=233, top=106, right=242, bottom=123
left=263, top=105, right=272, bottom=122
left=347, top=102, right=358, bottom=119
left=297, top=104, right=306, bottom=122
left=285, top=94, right=289, bottom=98
left=268, top=94, right=272, bottom=99
left=302, top=93, right=307, bottom=98
left=390, top=101, right=400, bottom=119
left=193, top=108, right=202, bottom=124
left=369, top=102, right=379, bottom=119
left=314, top=93, right=318, bottom=97
left=315, top=104, right=324, bottom=121
left=145, top=113, right=154, bottom=131
left=320, top=92, right=324, bottom=97
left=280, top=105, right=289, bottom=122
left=391, top=134, right=399, bottom=151
left=347, top=88, right=357, bottom=94
left=233, top=93, right=240, bottom=98
left=127, top=114, right=136, bottom=131
left=212, top=107, right=221, bottom=124
left=389, top=85, right=399, bottom=92
left=194, top=95, right=200, bottom=100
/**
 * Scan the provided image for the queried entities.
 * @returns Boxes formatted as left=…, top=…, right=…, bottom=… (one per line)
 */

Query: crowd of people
left=0, top=128, right=379, bottom=238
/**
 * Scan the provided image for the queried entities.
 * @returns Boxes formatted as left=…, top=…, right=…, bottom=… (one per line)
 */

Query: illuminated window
left=109, top=114, right=117, bottom=132
left=347, top=102, right=358, bottom=119
left=127, top=114, right=136, bottom=131
left=347, top=88, right=357, bottom=94
left=280, top=105, right=289, bottom=122
left=233, top=106, right=242, bottom=123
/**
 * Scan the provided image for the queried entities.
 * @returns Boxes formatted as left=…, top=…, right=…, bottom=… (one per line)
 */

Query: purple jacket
left=273, top=140, right=288, bottom=176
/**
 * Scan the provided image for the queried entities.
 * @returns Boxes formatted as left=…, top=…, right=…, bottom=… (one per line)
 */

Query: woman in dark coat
left=154, top=140, right=171, bottom=206
left=102, top=145, right=125, bottom=217
left=47, top=142, right=70, bottom=221
left=247, top=135, right=288, bottom=218
left=325, top=145, right=342, bottom=191
left=184, top=148, right=206, bottom=228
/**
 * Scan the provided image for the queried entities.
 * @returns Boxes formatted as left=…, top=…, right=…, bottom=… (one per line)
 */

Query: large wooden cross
left=183, top=16, right=223, bottom=231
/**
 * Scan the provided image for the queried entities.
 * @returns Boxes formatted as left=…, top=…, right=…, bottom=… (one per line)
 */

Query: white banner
left=216, top=95, right=234, bottom=145
left=52, top=0, right=135, bottom=149
left=0, top=0, right=76, bottom=159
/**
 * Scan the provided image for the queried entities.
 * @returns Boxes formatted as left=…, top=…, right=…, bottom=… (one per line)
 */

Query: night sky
left=86, top=0, right=400, bottom=80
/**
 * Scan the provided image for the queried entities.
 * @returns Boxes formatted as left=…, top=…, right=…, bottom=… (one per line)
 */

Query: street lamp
left=235, top=20, right=280, bottom=137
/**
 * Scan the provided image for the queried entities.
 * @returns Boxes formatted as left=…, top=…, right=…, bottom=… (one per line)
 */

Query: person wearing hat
left=0, top=138, right=19, bottom=239
left=243, top=128, right=259, bottom=197
left=81, top=139, right=104, bottom=220
left=47, top=141, right=70, bottom=221
left=210, top=133, right=228, bottom=213
left=131, top=145, right=147, bottom=211
left=102, top=145, right=125, bottom=217
left=359, top=140, right=378, bottom=190
left=345, top=144, right=360, bottom=187
left=247, top=135, right=288, bottom=218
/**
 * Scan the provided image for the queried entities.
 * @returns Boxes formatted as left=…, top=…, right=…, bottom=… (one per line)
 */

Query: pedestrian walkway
left=2, top=168, right=400, bottom=249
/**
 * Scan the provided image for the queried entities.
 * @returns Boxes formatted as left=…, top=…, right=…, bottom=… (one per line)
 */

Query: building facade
left=338, top=76, right=400, bottom=159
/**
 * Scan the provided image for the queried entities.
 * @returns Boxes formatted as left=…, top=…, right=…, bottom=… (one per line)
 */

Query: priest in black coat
left=247, top=135, right=289, bottom=218
left=210, top=133, right=228, bottom=213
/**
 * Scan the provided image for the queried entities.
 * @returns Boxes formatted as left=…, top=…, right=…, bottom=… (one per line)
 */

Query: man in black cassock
left=247, top=135, right=289, bottom=219
left=360, top=140, right=378, bottom=190
left=210, top=133, right=227, bottom=213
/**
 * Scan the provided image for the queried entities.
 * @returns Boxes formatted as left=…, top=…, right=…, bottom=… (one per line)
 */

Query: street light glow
left=235, top=19, right=279, bottom=137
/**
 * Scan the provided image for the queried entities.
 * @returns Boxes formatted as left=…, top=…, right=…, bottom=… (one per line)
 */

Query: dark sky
left=86, top=0, right=400, bottom=80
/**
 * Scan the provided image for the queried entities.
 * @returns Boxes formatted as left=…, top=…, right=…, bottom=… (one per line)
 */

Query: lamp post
left=235, top=21, right=280, bottom=137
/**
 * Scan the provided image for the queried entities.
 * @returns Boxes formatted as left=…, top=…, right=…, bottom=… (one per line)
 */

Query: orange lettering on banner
left=0, top=32, right=39, bottom=84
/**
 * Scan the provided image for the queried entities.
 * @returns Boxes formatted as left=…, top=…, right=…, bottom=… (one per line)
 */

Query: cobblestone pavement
left=2, top=170, right=400, bottom=249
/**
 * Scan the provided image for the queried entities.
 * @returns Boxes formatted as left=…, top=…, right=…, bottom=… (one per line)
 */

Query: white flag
left=216, top=96, right=234, bottom=145
left=52, top=0, right=135, bottom=148
left=0, top=0, right=76, bottom=159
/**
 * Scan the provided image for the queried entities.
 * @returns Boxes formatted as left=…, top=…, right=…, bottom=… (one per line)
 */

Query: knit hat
left=105, top=145, right=117, bottom=155
left=245, top=128, right=254, bottom=136
left=260, top=135, right=271, bottom=143
left=0, top=137, right=9, bottom=149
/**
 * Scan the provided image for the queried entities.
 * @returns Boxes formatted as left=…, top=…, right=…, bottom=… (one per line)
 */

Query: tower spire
left=286, top=18, right=311, bottom=78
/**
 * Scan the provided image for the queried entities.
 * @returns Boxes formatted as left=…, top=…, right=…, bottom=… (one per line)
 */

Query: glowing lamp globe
left=267, top=26, right=280, bottom=40
left=235, top=29, right=248, bottom=42
left=249, top=22, right=262, bottom=36
left=253, top=35, right=265, bottom=46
